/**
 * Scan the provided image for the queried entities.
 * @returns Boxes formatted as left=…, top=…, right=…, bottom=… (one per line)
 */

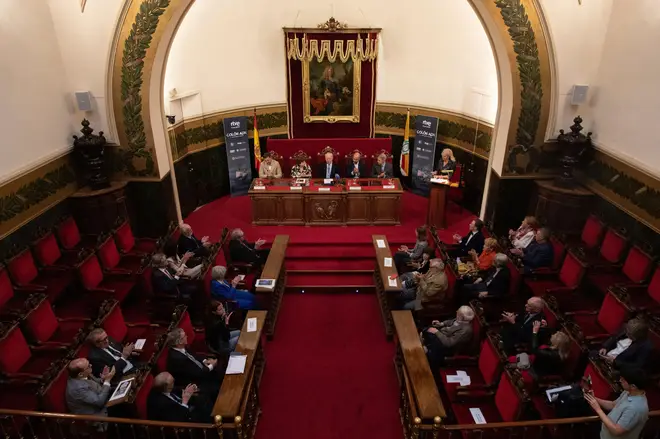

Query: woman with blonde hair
left=529, top=322, right=572, bottom=378
left=433, top=148, right=457, bottom=175
left=468, top=237, right=499, bottom=272
left=509, top=216, right=539, bottom=249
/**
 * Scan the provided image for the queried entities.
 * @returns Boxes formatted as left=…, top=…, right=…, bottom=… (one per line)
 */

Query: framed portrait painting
left=302, top=58, right=361, bottom=123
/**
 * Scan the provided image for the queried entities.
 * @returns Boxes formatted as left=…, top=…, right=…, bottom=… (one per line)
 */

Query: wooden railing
left=372, top=234, right=401, bottom=339
left=255, top=235, right=288, bottom=339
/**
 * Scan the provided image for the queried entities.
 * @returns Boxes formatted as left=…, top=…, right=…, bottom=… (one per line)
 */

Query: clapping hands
left=502, top=311, right=517, bottom=324
left=182, top=384, right=198, bottom=405
left=101, top=366, right=116, bottom=383
left=255, top=238, right=266, bottom=249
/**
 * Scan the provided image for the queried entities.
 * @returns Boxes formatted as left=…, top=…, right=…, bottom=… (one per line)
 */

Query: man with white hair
left=177, top=223, right=211, bottom=258
left=422, top=306, right=475, bottom=368
left=403, top=258, right=448, bottom=311
left=371, top=153, right=393, bottom=178
left=459, top=253, right=511, bottom=303
left=147, top=372, right=208, bottom=422
left=500, top=297, right=547, bottom=354
left=318, top=150, right=340, bottom=179
left=228, top=228, right=269, bottom=265
left=166, top=328, right=221, bottom=398
left=210, top=265, right=258, bottom=309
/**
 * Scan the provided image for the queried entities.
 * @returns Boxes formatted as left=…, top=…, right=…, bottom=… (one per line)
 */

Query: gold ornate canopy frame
left=285, top=19, right=380, bottom=124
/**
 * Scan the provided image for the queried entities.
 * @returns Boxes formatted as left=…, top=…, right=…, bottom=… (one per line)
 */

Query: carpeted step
left=286, top=259, right=375, bottom=271
left=285, top=244, right=399, bottom=259
left=286, top=270, right=375, bottom=287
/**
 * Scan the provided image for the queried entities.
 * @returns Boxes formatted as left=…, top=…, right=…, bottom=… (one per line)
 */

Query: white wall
left=46, top=0, right=124, bottom=143
left=0, top=0, right=73, bottom=182
left=164, top=0, right=499, bottom=124
left=586, top=0, right=660, bottom=177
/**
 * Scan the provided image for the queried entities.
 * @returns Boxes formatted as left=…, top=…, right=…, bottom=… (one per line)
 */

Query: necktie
left=108, top=345, right=122, bottom=356
left=326, top=165, right=331, bottom=178
left=162, top=268, right=173, bottom=279
left=183, top=350, right=204, bottom=369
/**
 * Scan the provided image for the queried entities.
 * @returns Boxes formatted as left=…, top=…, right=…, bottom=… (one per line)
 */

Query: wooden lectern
left=427, top=180, right=450, bottom=229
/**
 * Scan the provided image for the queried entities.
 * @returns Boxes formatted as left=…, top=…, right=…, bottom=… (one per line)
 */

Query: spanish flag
left=400, top=109, right=410, bottom=176
left=253, top=109, right=262, bottom=171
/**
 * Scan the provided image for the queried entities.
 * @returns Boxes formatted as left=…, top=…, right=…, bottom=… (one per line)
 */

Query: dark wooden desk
left=212, top=310, right=267, bottom=437
left=392, top=310, right=445, bottom=436
left=256, top=235, right=288, bottom=339
left=248, top=178, right=403, bottom=225
left=372, top=235, right=401, bottom=339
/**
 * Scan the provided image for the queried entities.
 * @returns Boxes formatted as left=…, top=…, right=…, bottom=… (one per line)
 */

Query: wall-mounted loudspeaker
left=74, top=91, right=93, bottom=112
left=571, top=85, right=589, bottom=106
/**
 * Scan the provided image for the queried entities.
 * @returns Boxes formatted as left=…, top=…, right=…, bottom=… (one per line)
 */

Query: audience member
left=319, top=151, right=340, bottom=179
left=177, top=223, right=211, bottom=258
left=210, top=265, right=259, bottom=310
left=394, top=226, right=428, bottom=272
left=372, top=153, right=393, bottom=178
left=399, top=247, right=435, bottom=303
left=148, top=372, right=211, bottom=423
left=66, top=358, right=114, bottom=432
left=205, top=300, right=241, bottom=355
left=291, top=158, right=312, bottom=178
left=422, top=306, right=475, bottom=369
left=229, top=228, right=269, bottom=265
left=164, top=242, right=203, bottom=279
left=433, top=148, right=457, bottom=176
left=451, top=219, right=485, bottom=257
left=403, top=258, right=448, bottom=311
left=468, top=237, right=499, bottom=273
left=594, top=318, right=652, bottom=370
left=151, top=253, right=196, bottom=299
left=258, top=152, right=283, bottom=179
left=584, top=366, right=649, bottom=439
left=166, top=328, right=221, bottom=398
left=500, top=297, right=546, bottom=355
left=526, top=322, right=571, bottom=379
left=459, top=253, right=510, bottom=303
left=511, top=227, right=553, bottom=273
left=346, top=151, right=367, bottom=178
left=87, top=328, right=139, bottom=380
left=509, top=216, right=539, bottom=249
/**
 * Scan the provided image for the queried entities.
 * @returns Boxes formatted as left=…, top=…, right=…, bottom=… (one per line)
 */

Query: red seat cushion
left=155, top=347, right=169, bottom=373
left=599, top=229, right=626, bottom=264
left=41, top=368, right=69, bottom=413
left=572, top=314, right=607, bottom=339
left=596, top=293, right=628, bottom=335
left=34, top=233, right=63, bottom=267
left=79, top=256, right=104, bottom=290
left=0, top=327, right=31, bottom=373
left=532, top=394, right=556, bottom=419
left=57, top=217, right=81, bottom=250
left=0, top=268, right=16, bottom=310
left=99, top=279, right=135, bottom=303
left=558, top=253, right=584, bottom=288
left=25, top=301, right=59, bottom=343
left=103, top=306, right=128, bottom=343
left=581, top=215, right=604, bottom=249
left=34, top=272, right=73, bottom=303
left=8, top=250, right=39, bottom=286
left=507, top=261, right=522, bottom=296
left=587, top=272, right=628, bottom=294
left=135, top=373, right=154, bottom=419
left=585, top=363, right=613, bottom=399
left=525, top=279, right=563, bottom=297
left=494, top=372, right=523, bottom=422
left=98, top=238, right=122, bottom=271
left=440, top=366, right=485, bottom=401
left=115, top=222, right=136, bottom=254
left=550, top=238, right=566, bottom=270
left=622, top=247, right=653, bottom=284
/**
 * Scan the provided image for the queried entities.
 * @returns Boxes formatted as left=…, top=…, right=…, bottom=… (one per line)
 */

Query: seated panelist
left=291, top=158, right=312, bottom=178
left=433, top=148, right=457, bottom=176
left=258, top=153, right=282, bottom=179
left=372, top=153, right=393, bottom=178
left=318, top=151, right=341, bottom=179
left=346, top=151, right=367, bottom=178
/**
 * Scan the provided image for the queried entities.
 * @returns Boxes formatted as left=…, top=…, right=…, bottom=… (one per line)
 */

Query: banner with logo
left=223, top=116, right=253, bottom=196
left=411, top=115, right=439, bottom=195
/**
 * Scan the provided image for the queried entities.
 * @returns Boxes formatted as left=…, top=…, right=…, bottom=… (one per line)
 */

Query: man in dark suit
left=512, top=227, right=554, bottom=273
left=318, top=151, right=341, bottom=179
left=346, top=150, right=367, bottom=178
left=372, top=153, right=393, bottom=178
left=500, top=297, right=547, bottom=355
left=87, top=328, right=139, bottom=381
left=148, top=372, right=211, bottom=423
left=459, top=253, right=511, bottom=303
left=229, top=228, right=269, bottom=265
left=450, top=219, right=486, bottom=257
left=151, top=253, right=196, bottom=299
left=594, top=317, right=653, bottom=370
left=166, top=328, right=221, bottom=399
left=177, top=223, right=211, bottom=258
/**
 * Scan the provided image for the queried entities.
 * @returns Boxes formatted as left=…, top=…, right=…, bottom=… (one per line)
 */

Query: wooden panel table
left=256, top=235, right=288, bottom=339
left=392, top=310, right=445, bottom=437
left=248, top=178, right=403, bottom=225
left=372, top=235, right=401, bottom=339
left=213, top=310, right=267, bottom=439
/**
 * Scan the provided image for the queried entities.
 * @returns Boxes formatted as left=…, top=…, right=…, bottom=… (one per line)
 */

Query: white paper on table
left=134, top=339, right=146, bottom=350
left=384, top=257, right=392, bottom=267
left=460, top=376, right=471, bottom=386
left=376, top=239, right=386, bottom=248
left=469, top=408, right=487, bottom=424
left=445, top=375, right=463, bottom=383
left=546, top=385, right=572, bottom=402
left=456, top=370, right=467, bottom=377
left=349, top=186, right=362, bottom=191
left=290, top=186, right=302, bottom=191
left=226, top=355, right=247, bottom=375
left=318, top=187, right=331, bottom=192
left=388, top=277, right=398, bottom=287
left=382, top=185, right=396, bottom=189
left=247, top=317, right=257, bottom=333
left=323, top=178, right=332, bottom=184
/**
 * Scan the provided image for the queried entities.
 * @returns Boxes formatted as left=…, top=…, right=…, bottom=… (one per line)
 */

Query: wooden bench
left=212, top=310, right=267, bottom=438
left=255, top=235, right=288, bottom=339
left=392, top=310, right=445, bottom=437
left=372, top=235, right=401, bottom=339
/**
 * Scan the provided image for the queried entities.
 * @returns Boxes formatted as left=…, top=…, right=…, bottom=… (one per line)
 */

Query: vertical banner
left=411, top=115, right=439, bottom=195
left=223, top=116, right=253, bottom=196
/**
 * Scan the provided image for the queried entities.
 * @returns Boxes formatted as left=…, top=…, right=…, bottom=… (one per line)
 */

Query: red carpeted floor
left=185, top=192, right=475, bottom=438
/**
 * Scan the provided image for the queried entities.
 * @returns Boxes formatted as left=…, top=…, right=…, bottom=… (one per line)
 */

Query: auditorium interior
left=2, top=0, right=660, bottom=438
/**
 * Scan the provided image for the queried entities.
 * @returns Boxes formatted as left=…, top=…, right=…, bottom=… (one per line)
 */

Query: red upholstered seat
left=56, top=216, right=82, bottom=251
left=33, top=232, right=78, bottom=268
left=626, top=267, right=660, bottom=310
left=584, top=362, right=616, bottom=400
left=114, top=220, right=158, bottom=256
left=580, top=215, right=606, bottom=250
left=0, top=267, right=39, bottom=315
left=155, top=346, right=170, bottom=373
left=525, top=251, right=586, bottom=298
left=571, top=292, right=629, bottom=340
left=78, top=253, right=136, bottom=304
left=135, top=373, right=154, bottom=419
left=0, top=323, right=67, bottom=380
left=179, top=310, right=207, bottom=356
left=7, top=249, right=73, bottom=303
left=440, top=337, right=502, bottom=401
left=97, top=235, right=142, bottom=274
left=507, top=260, right=522, bottom=297
left=549, top=237, right=566, bottom=271
left=592, top=228, right=628, bottom=265
left=587, top=246, right=653, bottom=295
left=23, top=300, right=86, bottom=347
left=102, top=304, right=159, bottom=362
left=40, top=366, right=69, bottom=413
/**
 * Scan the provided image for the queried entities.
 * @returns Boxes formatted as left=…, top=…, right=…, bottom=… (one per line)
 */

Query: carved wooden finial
left=317, top=17, right=347, bottom=31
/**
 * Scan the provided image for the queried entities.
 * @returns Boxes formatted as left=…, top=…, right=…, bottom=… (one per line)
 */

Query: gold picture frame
left=302, top=58, right=361, bottom=123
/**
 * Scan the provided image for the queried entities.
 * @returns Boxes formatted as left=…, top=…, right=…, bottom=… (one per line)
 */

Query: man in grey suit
left=66, top=358, right=115, bottom=431
left=371, top=153, right=393, bottom=178
left=421, top=306, right=475, bottom=369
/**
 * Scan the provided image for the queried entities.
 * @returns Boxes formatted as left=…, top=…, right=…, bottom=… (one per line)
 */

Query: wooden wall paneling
left=279, top=195, right=305, bottom=225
